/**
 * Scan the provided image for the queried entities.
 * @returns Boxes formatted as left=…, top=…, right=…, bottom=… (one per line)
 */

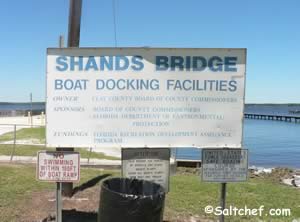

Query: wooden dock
left=245, top=113, right=300, bottom=123
left=176, top=159, right=201, bottom=168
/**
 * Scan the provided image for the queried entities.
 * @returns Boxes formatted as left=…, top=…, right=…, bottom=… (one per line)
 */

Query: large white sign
left=122, top=148, right=170, bottom=191
left=46, top=48, right=246, bottom=148
left=201, top=149, right=248, bottom=182
left=37, top=151, right=80, bottom=182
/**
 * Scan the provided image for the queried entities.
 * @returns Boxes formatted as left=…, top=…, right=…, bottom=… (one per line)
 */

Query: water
left=245, top=104, right=300, bottom=168
left=175, top=104, right=300, bottom=169
left=1, top=103, right=300, bottom=168
left=0, top=102, right=45, bottom=111
left=175, top=119, right=300, bottom=169
left=244, top=119, right=300, bottom=168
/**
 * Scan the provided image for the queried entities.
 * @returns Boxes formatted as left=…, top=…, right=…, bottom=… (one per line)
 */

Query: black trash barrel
left=98, top=177, right=166, bottom=222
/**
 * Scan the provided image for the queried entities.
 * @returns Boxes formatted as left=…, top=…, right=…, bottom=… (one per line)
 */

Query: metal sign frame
left=201, top=148, right=249, bottom=183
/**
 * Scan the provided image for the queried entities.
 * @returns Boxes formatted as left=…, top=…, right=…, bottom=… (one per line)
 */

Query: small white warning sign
left=201, top=149, right=248, bottom=182
left=37, top=151, right=80, bottom=182
left=122, top=148, right=170, bottom=192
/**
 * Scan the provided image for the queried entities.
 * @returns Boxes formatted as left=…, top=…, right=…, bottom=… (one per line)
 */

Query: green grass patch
left=1, top=164, right=299, bottom=222
left=0, top=164, right=53, bottom=221
left=166, top=175, right=300, bottom=221
left=0, top=127, right=45, bottom=143
left=0, top=144, right=119, bottom=160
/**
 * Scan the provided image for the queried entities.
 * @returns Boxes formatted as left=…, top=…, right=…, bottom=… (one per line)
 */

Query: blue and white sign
left=46, top=48, right=246, bottom=148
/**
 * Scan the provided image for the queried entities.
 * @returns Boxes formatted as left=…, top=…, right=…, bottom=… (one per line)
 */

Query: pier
left=245, top=113, right=300, bottom=123
left=176, top=159, right=202, bottom=168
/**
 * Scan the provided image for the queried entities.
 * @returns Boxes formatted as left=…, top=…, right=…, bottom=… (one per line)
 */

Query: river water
left=175, top=104, right=300, bottom=169
left=176, top=118, right=300, bottom=169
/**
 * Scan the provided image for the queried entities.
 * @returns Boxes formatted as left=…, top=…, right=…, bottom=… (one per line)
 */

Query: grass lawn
left=167, top=174, right=300, bottom=221
left=0, top=164, right=299, bottom=222
left=0, top=127, right=45, bottom=143
left=0, top=144, right=119, bottom=160
left=0, top=164, right=118, bottom=222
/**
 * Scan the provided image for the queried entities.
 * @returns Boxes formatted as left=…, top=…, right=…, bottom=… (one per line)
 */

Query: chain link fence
left=0, top=123, right=46, bottom=161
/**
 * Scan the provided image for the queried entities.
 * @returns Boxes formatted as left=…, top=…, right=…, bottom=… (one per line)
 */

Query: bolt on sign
left=37, top=151, right=80, bottom=182
left=201, top=149, right=248, bottom=182
left=122, top=148, right=170, bottom=192
left=46, top=48, right=246, bottom=148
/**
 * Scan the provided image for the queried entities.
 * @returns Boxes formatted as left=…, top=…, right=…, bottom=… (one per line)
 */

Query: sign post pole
left=59, top=0, right=82, bottom=197
left=10, top=124, right=17, bottom=162
left=219, top=182, right=227, bottom=222
left=37, top=151, right=80, bottom=221
left=30, top=93, right=33, bottom=127
left=68, top=0, right=82, bottom=48
left=56, top=182, right=62, bottom=222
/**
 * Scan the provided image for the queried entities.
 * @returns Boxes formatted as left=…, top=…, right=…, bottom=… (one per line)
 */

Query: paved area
left=0, top=115, right=45, bottom=135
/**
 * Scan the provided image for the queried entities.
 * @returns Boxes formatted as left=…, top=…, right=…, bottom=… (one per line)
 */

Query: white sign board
left=37, top=151, right=80, bottom=182
left=46, top=48, right=246, bottom=148
left=201, top=149, right=248, bottom=182
left=122, top=148, right=170, bottom=191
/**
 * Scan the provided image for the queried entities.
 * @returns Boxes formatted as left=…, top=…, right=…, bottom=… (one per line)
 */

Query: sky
left=0, top=0, right=299, bottom=103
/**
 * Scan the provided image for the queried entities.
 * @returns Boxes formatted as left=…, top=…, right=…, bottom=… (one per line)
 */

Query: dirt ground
left=15, top=175, right=213, bottom=222
left=18, top=175, right=104, bottom=222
